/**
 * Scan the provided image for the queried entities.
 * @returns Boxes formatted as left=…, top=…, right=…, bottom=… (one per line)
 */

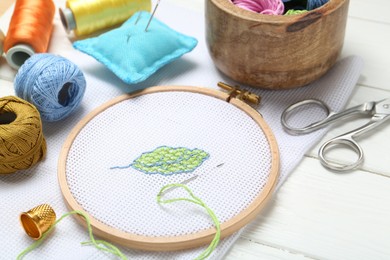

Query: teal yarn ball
left=14, top=54, right=86, bottom=122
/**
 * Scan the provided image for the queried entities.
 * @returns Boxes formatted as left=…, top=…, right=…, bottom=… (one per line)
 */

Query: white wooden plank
left=225, top=237, right=312, bottom=260
left=241, top=157, right=390, bottom=260
left=305, top=85, right=390, bottom=176
left=342, top=18, right=390, bottom=90
left=349, top=0, right=390, bottom=24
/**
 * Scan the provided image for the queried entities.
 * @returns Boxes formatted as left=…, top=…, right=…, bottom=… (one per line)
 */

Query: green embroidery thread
left=18, top=187, right=219, bottom=259
left=17, top=210, right=127, bottom=260
left=285, top=9, right=308, bottom=15
left=157, top=184, right=221, bottom=260
left=111, top=146, right=210, bottom=175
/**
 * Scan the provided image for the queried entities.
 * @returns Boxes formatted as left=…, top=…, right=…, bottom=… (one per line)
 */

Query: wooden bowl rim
left=210, top=0, right=348, bottom=24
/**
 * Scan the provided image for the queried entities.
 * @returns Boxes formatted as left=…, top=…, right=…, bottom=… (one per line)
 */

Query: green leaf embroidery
left=111, top=146, right=209, bottom=175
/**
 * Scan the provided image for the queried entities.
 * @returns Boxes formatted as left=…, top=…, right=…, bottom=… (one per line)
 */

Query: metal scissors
left=281, top=98, right=390, bottom=172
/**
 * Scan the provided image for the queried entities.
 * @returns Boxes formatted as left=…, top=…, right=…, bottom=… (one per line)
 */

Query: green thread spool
left=0, top=96, right=46, bottom=174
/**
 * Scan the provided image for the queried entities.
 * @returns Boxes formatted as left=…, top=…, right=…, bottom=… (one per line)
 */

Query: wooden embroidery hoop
left=58, top=85, right=280, bottom=251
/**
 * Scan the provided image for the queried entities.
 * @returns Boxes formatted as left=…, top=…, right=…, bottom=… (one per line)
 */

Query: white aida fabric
left=65, top=91, right=273, bottom=237
left=0, top=1, right=363, bottom=259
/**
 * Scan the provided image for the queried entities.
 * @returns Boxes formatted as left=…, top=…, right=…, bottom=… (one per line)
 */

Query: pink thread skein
left=232, top=0, right=284, bottom=15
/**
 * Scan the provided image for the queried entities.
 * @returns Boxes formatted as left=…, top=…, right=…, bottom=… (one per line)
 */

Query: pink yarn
left=232, top=0, right=284, bottom=15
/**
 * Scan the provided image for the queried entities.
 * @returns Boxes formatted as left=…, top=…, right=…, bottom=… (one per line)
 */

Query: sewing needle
left=160, top=163, right=225, bottom=196
left=134, top=9, right=142, bottom=25
left=145, top=0, right=161, bottom=32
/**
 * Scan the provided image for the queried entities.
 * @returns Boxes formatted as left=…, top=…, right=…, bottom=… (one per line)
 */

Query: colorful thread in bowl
left=231, top=0, right=284, bottom=14
left=206, top=0, right=349, bottom=89
left=307, top=0, right=329, bottom=10
left=231, top=0, right=330, bottom=14
left=0, top=96, right=46, bottom=174
left=14, top=54, right=86, bottom=122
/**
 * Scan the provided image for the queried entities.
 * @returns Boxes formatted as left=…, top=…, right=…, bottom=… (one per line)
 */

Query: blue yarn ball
left=307, top=0, right=329, bottom=10
left=15, top=54, right=86, bottom=122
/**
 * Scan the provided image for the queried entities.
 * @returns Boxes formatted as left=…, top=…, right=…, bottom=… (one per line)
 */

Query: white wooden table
left=1, top=0, right=390, bottom=259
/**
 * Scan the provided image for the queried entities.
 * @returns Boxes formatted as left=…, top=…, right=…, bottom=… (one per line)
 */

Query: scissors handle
left=318, top=135, right=363, bottom=172
left=318, top=113, right=390, bottom=172
left=282, top=99, right=367, bottom=135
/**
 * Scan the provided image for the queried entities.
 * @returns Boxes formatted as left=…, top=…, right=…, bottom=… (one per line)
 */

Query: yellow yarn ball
left=0, top=96, right=47, bottom=174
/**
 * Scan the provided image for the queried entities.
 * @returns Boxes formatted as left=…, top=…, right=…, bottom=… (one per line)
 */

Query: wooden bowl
left=205, top=0, right=350, bottom=89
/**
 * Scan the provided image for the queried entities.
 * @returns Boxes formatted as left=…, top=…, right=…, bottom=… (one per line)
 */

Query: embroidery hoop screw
left=217, top=82, right=261, bottom=106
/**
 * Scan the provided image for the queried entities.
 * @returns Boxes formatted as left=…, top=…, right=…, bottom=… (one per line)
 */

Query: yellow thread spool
left=0, top=96, right=47, bottom=174
left=59, top=0, right=151, bottom=37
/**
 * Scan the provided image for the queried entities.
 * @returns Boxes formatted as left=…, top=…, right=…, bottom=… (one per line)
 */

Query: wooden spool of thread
left=3, top=0, right=55, bottom=70
left=205, top=0, right=349, bottom=89
left=59, top=0, right=151, bottom=37
left=0, top=96, right=47, bottom=174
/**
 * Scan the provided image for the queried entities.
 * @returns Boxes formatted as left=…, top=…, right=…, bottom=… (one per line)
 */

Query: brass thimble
left=20, top=204, right=56, bottom=240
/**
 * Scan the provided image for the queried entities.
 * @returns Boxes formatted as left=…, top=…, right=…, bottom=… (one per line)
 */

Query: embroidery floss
left=3, top=0, right=55, bottom=69
left=285, top=9, right=308, bottom=15
left=17, top=210, right=127, bottom=260
left=0, top=96, right=46, bottom=174
left=231, top=0, right=284, bottom=15
left=157, top=184, right=221, bottom=260
left=14, top=54, right=86, bottom=122
left=59, top=0, right=151, bottom=37
left=307, top=0, right=329, bottom=10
